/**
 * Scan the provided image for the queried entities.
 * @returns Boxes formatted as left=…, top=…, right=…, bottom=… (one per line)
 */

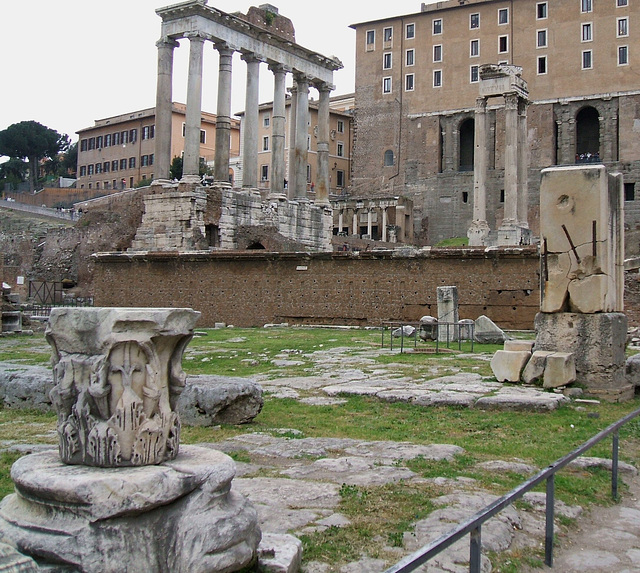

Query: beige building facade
left=76, top=103, right=240, bottom=191
left=350, top=0, right=640, bottom=246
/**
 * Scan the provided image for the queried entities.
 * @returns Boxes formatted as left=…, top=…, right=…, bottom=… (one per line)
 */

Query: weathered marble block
left=46, top=307, right=200, bottom=467
left=490, top=350, right=531, bottom=382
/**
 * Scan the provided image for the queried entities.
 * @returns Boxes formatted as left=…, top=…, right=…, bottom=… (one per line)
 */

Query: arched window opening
left=247, top=242, right=266, bottom=250
left=576, top=106, right=600, bottom=162
left=384, top=149, right=395, bottom=167
left=459, top=118, right=475, bottom=171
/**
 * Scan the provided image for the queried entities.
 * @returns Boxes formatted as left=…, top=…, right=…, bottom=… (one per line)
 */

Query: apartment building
left=237, top=92, right=354, bottom=196
left=76, top=103, right=240, bottom=191
left=350, top=0, right=640, bottom=246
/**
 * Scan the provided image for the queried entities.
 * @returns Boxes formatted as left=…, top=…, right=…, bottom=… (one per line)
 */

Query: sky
left=0, top=0, right=426, bottom=147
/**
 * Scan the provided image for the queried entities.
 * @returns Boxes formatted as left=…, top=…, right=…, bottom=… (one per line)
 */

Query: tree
left=0, top=158, right=28, bottom=190
left=0, top=121, right=70, bottom=192
left=169, top=156, right=183, bottom=180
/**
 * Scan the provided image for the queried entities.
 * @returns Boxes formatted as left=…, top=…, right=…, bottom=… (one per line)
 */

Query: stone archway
left=459, top=118, right=475, bottom=172
left=576, top=106, right=600, bottom=158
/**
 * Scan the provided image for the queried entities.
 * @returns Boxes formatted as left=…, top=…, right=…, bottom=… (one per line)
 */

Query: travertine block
left=521, top=350, right=555, bottom=384
left=543, top=352, right=576, bottom=389
left=491, top=350, right=531, bottom=382
left=504, top=340, right=535, bottom=352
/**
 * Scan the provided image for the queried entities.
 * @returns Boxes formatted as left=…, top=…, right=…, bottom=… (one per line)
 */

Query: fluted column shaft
left=287, top=84, right=298, bottom=199
left=214, top=44, right=234, bottom=184
left=294, top=74, right=310, bottom=200
left=242, top=53, right=261, bottom=189
left=315, top=83, right=332, bottom=206
left=503, top=93, right=519, bottom=222
left=183, top=33, right=205, bottom=178
left=154, top=37, right=179, bottom=181
left=270, top=64, right=288, bottom=198
left=473, top=97, right=488, bottom=223
left=517, top=99, right=529, bottom=227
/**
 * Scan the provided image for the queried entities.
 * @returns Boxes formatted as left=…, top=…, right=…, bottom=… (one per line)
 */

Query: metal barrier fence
left=384, top=405, right=640, bottom=573
left=381, top=321, right=475, bottom=353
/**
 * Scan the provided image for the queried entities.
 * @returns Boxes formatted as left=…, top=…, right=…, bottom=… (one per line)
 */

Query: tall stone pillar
left=154, top=37, right=179, bottom=182
left=367, top=209, right=373, bottom=238
left=293, top=73, right=310, bottom=201
left=242, top=53, right=261, bottom=189
left=269, top=63, right=288, bottom=199
left=214, top=43, right=234, bottom=185
left=503, top=93, right=519, bottom=224
left=468, top=97, right=490, bottom=246
left=287, top=84, right=298, bottom=199
left=352, top=211, right=358, bottom=236
left=443, top=117, right=455, bottom=172
left=517, top=98, right=529, bottom=230
left=338, top=210, right=343, bottom=233
left=183, top=33, right=205, bottom=180
left=382, top=207, right=388, bottom=242
left=315, top=83, right=332, bottom=207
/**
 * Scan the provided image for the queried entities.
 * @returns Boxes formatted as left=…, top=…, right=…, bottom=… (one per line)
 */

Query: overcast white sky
left=0, top=0, right=425, bottom=146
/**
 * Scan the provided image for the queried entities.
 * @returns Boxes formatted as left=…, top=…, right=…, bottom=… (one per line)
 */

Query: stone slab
left=543, top=352, right=576, bottom=388
left=490, top=350, right=531, bottom=382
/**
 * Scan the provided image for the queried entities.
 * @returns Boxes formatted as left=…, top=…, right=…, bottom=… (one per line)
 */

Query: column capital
left=475, top=96, right=488, bottom=112
left=213, top=42, right=234, bottom=56
left=241, top=51, right=264, bottom=64
left=293, top=71, right=310, bottom=85
left=312, top=80, right=335, bottom=93
left=268, top=62, right=291, bottom=74
left=156, top=36, right=180, bottom=49
left=504, top=92, right=520, bottom=109
left=184, top=31, right=207, bottom=43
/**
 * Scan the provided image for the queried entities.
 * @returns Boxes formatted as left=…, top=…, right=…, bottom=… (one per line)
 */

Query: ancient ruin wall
left=92, top=248, right=540, bottom=329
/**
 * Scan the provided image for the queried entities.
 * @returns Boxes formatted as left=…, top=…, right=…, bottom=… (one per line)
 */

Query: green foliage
left=169, top=156, right=183, bottom=180
left=135, top=178, right=153, bottom=188
left=0, top=157, right=28, bottom=189
left=435, top=237, right=470, bottom=247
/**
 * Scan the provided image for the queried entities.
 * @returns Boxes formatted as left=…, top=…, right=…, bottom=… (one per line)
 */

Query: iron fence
left=383, top=405, right=640, bottom=573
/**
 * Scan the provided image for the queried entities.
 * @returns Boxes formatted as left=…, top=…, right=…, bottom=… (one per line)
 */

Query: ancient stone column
left=315, top=83, right=332, bottom=207
left=338, top=209, right=343, bottom=233
left=154, top=37, right=179, bottom=182
left=294, top=73, right=310, bottom=201
left=468, top=96, right=490, bottom=246
left=214, top=43, right=234, bottom=185
left=287, top=83, right=298, bottom=199
left=503, top=93, right=519, bottom=224
left=382, top=207, right=388, bottom=242
left=352, top=211, right=358, bottom=236
left=242, top=53, right=261, bottom=189
left=517, top=98, right=529, bottom=230
left=269, top=63, right=288, bottom=199
left=183, top=33, right=205, bottom=180
left=367, top=209, right=373, bottom=238
left=437, top=286, right=459, bottom=342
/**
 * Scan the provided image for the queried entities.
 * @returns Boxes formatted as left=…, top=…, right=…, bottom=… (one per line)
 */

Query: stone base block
left=0, top=445, right=261, bottom=573
left=543, top=352, right=577, bottom=389
left=534, top=312, right=631, bottom=401
left=504, top=340, right=535, bottom=352
left=491, top=350, right=531, bottom=382
left=521, top=351, right=555, bottom=384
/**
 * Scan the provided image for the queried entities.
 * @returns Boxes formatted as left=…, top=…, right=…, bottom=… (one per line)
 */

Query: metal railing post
left=545, top=474, right=555, bottom=567
left=612, top=430, right=620, bottom=500
left=469, top=525, right=482, bottom=573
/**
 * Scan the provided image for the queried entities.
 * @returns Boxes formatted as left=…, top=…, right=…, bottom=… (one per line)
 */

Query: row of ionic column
left=154, top=35, right=332, bottom=206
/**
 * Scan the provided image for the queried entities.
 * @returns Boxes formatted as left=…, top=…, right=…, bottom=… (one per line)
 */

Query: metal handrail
left=384, top=405, right=640, bottom=573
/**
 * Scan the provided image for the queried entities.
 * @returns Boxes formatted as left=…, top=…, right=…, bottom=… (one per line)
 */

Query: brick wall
left=93, top=247, right=541, bottom=329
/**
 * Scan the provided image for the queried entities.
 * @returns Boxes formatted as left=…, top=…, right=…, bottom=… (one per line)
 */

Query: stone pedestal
left=534, top=312, right=633, bottom=401
left=0, top=446, right=261, bottom=572
left=437, top=286, right=459, bottom=342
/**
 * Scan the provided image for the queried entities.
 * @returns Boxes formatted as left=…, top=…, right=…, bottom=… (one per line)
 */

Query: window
left=433, top=18, right=442, bottom=35
left=149, top=154, right=154, bottom=165
left=537, top=29, right=547, bottom=48
left=618, top=17, right=629, bottom=37
left=105, top=134, right=111, bottom=147
left=337, top=141, right=345, bottom=157
left=129, top=129, right=137, bottom=143
left=112, top=160, right=118, bottom=171
left=121, top=131, right=128, bottom=144
left=383, top=27, right=392, bottom=43
left=499, top=35, right=509, bottom=53
left=141, top=155, right=149, bottom=167
left=470, top=65, right=479, bottom=82
left=406, top=48, right=415, bottom=66
left=263, top=115, right=270, bottom=127
left=383, top=52, right=392, bottom=69
left=80, top=139, right=87, bottom=152
left=182, top=123, right=186, bottom=137
left=625, top=182, right=635, bottom=201
left=383, top=76, right=392, bottom=94
left=337, top=120, right=344, bottom=133
left=406, top=23, right=415, bottom=39
left=262, top=136, right=269, bottom=151
left=120, top=159, right=127, bottom=170
left=619, top=45, right=629, bottom=65
left=96, top=135, right=103, bottom=149
left=537, top=2, right=548, bottom=19
left=366, top=30, right=375, bottom=49
left=88, top=137, right=96, bottom=150
left=618, top=0, right=628, bottom=5
left=499, top=8, right=509, bottom=24
left=581, top=0, right=592, bottom=12
left=470, top=13, right=480, bottom=29
left=405, top=73, right=415, bottom=91
left=384, top=150, right=394, bottom=166
left=261, top=165, right=269, bottom=181
left=582, top=49, right=593, bottom=69
left=538, top=55, right=547, bottom=74
left=470, top=39, right=479, bottom=57
left=142, top=125, right=154, bottom=140
left=433, top=44, right=442, bottom=62
left=80, top=166, right=87, bottom=176
left=200, top=130, right=206, bottom=144
left=582, top=22, right=592, bottom=41
left=129, top=157, right=136, bottom=169
left=103, top=162, right=110, bottom=173
left=87, top=164, right=94, bottom=175
left=113, top=132, right=120, bottom=145
left=95, top=163, right=102, bottom=174
left=336, top=170, right=345, bottom=187
left=433, top=69, right=442, bottom=87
